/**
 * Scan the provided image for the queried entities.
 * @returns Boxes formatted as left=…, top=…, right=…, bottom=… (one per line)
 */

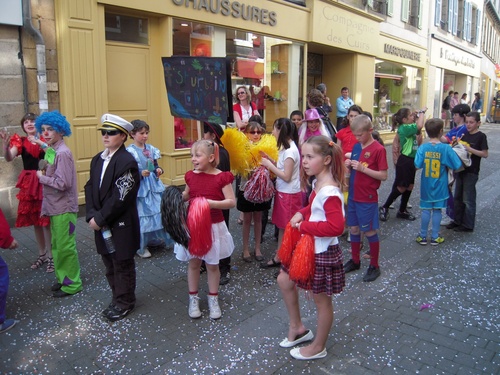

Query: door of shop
left=105, top=43, right=151, bottom=122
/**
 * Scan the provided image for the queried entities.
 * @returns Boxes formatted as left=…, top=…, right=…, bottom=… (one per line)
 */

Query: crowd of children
left=0, top=104, right=489, bottom=367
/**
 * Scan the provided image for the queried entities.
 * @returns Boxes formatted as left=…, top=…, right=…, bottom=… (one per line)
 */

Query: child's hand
left=36, top=170, right=44, bottom=178
left=350, top=160, right=364, bottom=172
left=142, top=170, right=150, bottom=177
left=289, top=212, right=303, bottom=229
left=344, top=159, right=352, bottom=168
left=261, top=157, right=273, bottom=169
left=8, top=239, right=18, bottom=249
left=89, top=218, right=101, bottom=231
left=156, top=168, right=163, bottom=177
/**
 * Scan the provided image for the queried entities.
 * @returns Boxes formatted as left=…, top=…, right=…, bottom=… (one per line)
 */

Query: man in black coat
left=84, top=114, right=140, bottom=322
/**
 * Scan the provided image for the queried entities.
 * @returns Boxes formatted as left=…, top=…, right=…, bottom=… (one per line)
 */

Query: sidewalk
left=1, top=124, right=499, bottom=374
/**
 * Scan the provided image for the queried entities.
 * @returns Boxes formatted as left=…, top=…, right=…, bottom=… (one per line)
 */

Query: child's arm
left=182, top=185, right=190, bottom=202
left=207, top=183, right=235, bottom=210
left=299, top=196, right=344, bottom=237
left=37, top=151, right=74, bottom=191
left=261, top=156, right=294, bottom=183
left=464, top=143, right=488, bottom=158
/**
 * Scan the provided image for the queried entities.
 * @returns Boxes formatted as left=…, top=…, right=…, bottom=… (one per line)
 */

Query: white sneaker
left=188, top=294, right=202, bottom=318
left=208, top=295, right=221, bottom=320
left=389, top=203, right=395, bottom=209
left=136, top=248, right=151, bottom=258
left=440, top=214, right=453, bottom=226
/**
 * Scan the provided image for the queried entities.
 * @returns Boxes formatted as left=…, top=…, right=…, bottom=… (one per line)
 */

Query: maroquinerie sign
left=172, top=0, right=277, bottom=26
left=384, top=44, right=421, bottom=62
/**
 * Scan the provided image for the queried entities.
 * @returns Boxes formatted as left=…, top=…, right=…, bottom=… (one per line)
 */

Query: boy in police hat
left=84, top=114, right=141, bottom=322
left=35, top=111, right=83, bottom=297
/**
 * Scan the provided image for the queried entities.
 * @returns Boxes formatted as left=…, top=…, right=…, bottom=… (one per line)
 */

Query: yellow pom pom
left=221, top=128, right=250, bottom=176
left=248, top=134, right=278, bottom=169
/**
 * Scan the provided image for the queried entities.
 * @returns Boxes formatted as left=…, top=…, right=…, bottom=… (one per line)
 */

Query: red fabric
left=299, top=192, right=344, bottom=238
left=0, top=209, right=14, bottom=249
left=289, top=234, right=315, bottom=286
left=232, top=102, right=257, bottom=119
left=187, top=197, right=212, bottom=257
left=278, top=222, right=301, bottom=268
left=185, top=170, right=234, bottom=223
left=336, top=127, right=357, bottom=159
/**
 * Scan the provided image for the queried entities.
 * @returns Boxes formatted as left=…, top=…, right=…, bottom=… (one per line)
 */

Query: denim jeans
left=0, top=256, right=8, bottom=324
left=453, top=172, right=479, bottom=230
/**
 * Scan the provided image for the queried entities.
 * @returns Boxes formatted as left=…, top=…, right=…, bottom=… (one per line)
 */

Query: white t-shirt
left=275, top=141, right=301, bottom=194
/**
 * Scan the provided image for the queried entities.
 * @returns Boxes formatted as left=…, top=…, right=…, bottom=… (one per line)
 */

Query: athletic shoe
left=188, top=294, right=202, bottom=319
left=396, top=210, right=416, bottom=221
left=446, top=222, right=460, bottom=229
left=363, top=265, right=381, bottom=282
left=416, top=236, right=427, bottom=245
left=344, top=259, right=361, bottom=273
left=208, top=295, right=221, bottom=320
left=430, top=237, right=445, bottom=246
left=136, top=248, right=151, bottom=258
left=379, top=207, right=389, bottom=221
left=0, top=319, right=19, bottom=334
left=440, top=214, right=453, bottom=226
left=219, top=272, right=230, bottom=285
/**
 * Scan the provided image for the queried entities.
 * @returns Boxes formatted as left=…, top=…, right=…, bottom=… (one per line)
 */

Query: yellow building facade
left=54, top=0, right=427, bottom=201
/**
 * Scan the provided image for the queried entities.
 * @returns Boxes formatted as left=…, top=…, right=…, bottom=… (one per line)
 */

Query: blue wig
left=35, top=111, right=72, bottom=137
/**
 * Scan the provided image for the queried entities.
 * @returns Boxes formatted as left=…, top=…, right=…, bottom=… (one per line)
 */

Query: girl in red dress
left=174, top=140, right=235, bottom=320
left=0, top=113, right=52, bottom=272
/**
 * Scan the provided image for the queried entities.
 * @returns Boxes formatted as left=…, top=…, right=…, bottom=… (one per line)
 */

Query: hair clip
left=329, top=141, right=334, bottom=147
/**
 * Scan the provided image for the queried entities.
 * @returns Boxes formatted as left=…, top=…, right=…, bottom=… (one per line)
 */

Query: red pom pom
left=187, top=197, right=212, bottom=257
left=278, top=222, right=301, bottom=268
left=289, top=234, right=315, bottom=287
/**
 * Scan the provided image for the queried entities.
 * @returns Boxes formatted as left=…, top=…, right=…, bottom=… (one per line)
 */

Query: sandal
left=260, top=258, right=281, bottom=269
left=46, top=258, right=54, bottom=273
left=237, top=218, right=243, bottom=225
left=31, top=253, right=47, bottom=270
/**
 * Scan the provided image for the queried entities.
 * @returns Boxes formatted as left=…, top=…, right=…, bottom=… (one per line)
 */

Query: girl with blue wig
left=35, top=111, right=82, bottom=297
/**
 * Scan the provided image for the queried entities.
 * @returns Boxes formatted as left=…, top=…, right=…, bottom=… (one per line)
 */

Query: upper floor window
left=369, top=0, right=394, bottom=16
left=435, top=0, right=480, bottom=44
left=402, top=0, right=423, bottom=29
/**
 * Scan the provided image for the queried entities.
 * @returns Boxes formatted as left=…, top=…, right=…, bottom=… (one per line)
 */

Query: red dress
left=9, top=134, right=49, bottom=227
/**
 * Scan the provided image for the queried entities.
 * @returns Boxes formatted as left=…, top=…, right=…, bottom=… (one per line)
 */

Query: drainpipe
left=22, top=0, right=48, bottom=114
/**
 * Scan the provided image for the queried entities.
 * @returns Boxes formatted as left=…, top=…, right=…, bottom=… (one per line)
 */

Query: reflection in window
left=105, top=13, right=148, bottom=44
left=373, top=60, right=422, bottom=130
left=171, top=18, right=303, bottom=147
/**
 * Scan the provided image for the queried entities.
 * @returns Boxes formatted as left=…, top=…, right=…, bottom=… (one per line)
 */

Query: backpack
left=315, top=107, right=337, bottom=140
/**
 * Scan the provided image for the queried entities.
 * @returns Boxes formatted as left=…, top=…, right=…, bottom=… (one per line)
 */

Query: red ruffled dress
left=10, top=134, right=49, bottom=227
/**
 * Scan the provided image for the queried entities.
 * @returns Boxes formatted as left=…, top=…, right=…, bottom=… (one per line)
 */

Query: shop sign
left=312, top=4, right=379, bottom=54
left=384, top=44, right=421, bottom=62
left=171, top=0, right=277, bottom=26
left=440, top=48, right=475, bottom=69
left=162, top=57, right=230, bottom=124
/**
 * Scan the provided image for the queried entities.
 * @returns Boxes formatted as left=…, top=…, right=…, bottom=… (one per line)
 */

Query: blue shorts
left=420, top=199, right=447, bottom=209
left=346, top=200, right=379, bottom=231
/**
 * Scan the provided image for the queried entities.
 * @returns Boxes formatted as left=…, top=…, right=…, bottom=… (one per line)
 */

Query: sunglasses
left=237, top=92, right=246, bottom=95
left=248, top=130, right=262, bottom=135
left=101, top=129, right=120, bottom=136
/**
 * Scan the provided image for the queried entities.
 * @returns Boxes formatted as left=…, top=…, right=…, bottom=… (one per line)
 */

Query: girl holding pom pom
left=278, top=135, right=346, bottom=360
left=174, top=140, right=235, bottom=320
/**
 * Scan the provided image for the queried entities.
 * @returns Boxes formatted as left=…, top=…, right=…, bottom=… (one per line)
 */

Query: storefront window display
left=172, top=19, right=303, bottom=148
left=373, top=60, right=422, bottom=130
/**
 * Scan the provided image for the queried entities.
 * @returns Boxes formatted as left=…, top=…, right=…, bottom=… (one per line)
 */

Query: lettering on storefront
left=322, top=6, right=376, bottom=52
left=440, top=48, right=475, bottom=69
left=384, top=44, right=421, bottom=62
left=171, top=0, right=277, bottom=26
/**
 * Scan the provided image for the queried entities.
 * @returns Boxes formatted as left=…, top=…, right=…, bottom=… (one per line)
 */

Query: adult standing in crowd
left=316, top=83, right=332, bottom=114
left=233, top=86, right=259, bottom=131
left=442, top=90, right=453, bottom=129
left=85, top=114, right=140, bottom=322
left=471, top=92, right=483, bottom=112
left=335, top=87, right=354, bottom=130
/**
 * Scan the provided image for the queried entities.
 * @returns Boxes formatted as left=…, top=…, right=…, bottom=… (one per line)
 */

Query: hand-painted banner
left=162, top=57, right=229, bottom=124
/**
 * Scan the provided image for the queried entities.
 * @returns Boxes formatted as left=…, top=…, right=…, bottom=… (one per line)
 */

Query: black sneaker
left=453, top=225, right=473, bottom=232
left=363, top=265, right=381, bottom=282
left=446, top=222, right=460, bottom=229
left=396, top=210, right=416, bottom=221
left=51, top=283, right=62, bottom=291
left=344, top=259, right=361, bottom=273
left=219, top=272, right=230, bottom=285
left=105, top=305, right=134, bottom=322
left=379, top=207, right=389, bottom=221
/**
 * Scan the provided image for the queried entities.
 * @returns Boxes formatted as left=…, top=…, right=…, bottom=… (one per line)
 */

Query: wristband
left=41, top=142, right=48, bottom=149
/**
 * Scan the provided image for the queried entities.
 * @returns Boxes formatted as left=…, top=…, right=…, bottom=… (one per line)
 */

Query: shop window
left=171, top=19, right=303, bottom=147
left=373, top=60, right=422, bottom=130
left=105, top=13, right=149, bottom=44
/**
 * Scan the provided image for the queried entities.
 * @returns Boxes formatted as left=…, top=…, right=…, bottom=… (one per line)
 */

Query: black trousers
left=101, top=254, right=136, bottom=310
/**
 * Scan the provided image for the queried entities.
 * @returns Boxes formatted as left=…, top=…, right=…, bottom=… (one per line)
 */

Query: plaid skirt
left=282, top=244, right=345, bottom=296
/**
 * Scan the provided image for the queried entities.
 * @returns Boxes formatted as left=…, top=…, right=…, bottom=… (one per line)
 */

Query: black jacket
left=84, top=145, right=140, bottom=260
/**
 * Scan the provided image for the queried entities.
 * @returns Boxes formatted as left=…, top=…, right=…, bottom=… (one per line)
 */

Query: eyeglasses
left=237, top=91, right=246, bottom=95
left=248, top=131, right=262, bottom=135
left=101, top=130, right=120, bottom=136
